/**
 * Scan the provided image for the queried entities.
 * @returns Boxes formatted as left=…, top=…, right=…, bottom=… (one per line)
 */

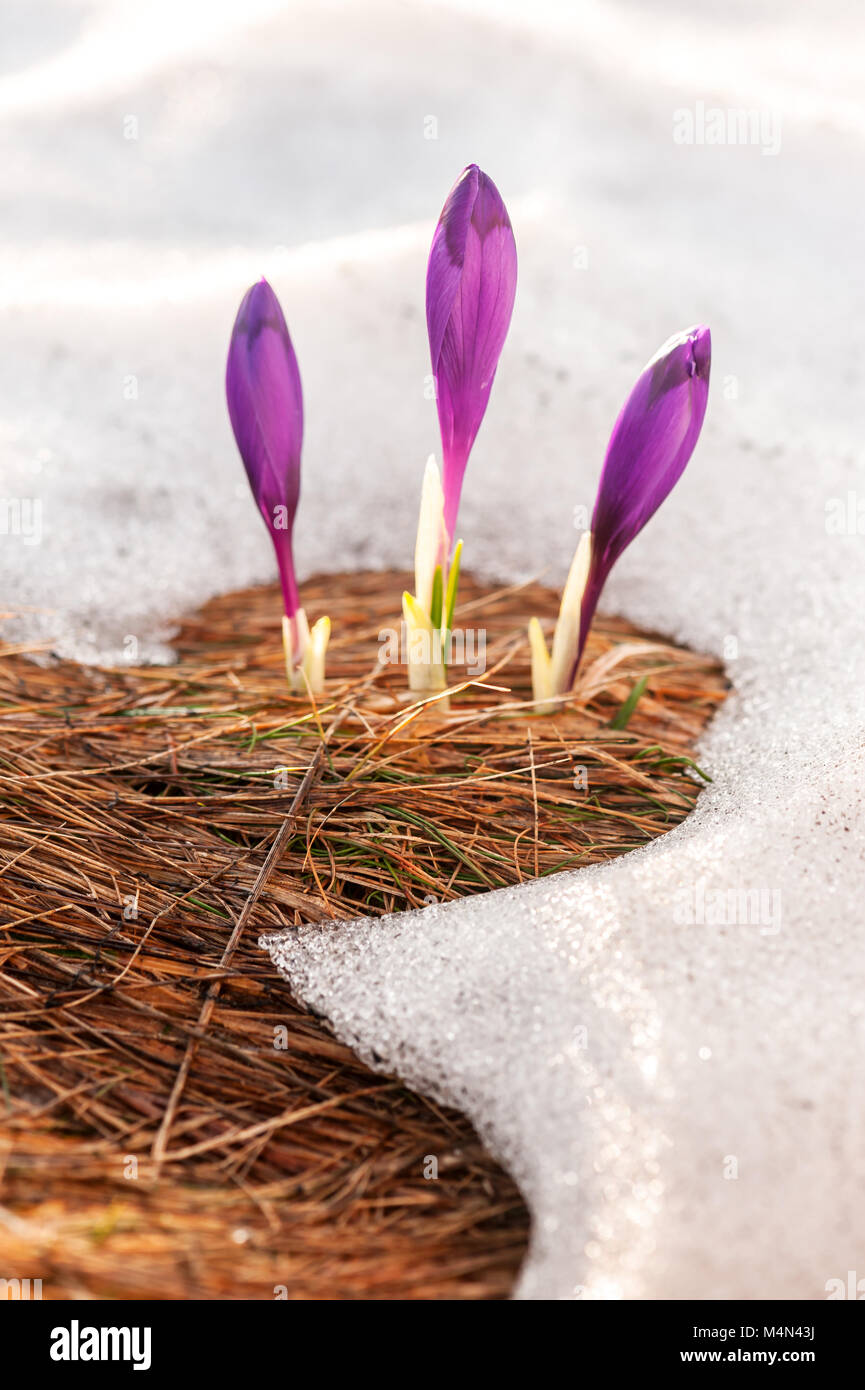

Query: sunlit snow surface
left=3, top=0, right=865, bottom=1298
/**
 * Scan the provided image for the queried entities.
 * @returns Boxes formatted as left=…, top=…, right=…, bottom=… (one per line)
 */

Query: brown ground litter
left=0, top=570, right=727, bottom=1299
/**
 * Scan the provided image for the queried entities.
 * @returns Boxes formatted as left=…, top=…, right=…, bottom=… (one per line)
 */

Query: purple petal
left=226, top=277, right=303, bottom=616
left=426, top=165, right=517, bottom=544
left=574, top=326, right=711, bottom=679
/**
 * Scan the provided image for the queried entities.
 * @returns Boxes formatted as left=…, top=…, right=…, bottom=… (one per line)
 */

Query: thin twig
left=150, top=744, right=327, bottom=1165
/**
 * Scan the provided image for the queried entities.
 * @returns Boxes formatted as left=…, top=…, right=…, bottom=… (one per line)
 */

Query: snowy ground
left=2, top=0, right=864, bottom=1298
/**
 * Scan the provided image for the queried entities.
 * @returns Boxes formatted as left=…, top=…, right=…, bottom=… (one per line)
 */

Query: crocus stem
left=414, top=455, right=447, bottom=614
left=529, top=530, right=592, bottom=710
left=403, top=592, right=447, bottom=694
left=405, top=456, right=451, bottom=695
left=281, top=608, right=331, bottom=696
left=528, top=616, right=555, bottom=712
left=282, top=609, right=310, bottom=686
left=550, top=530, right=592, bottom=694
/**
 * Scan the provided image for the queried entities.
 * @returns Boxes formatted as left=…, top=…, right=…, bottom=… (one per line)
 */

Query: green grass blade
left=609, top=674, right=649, bottom=730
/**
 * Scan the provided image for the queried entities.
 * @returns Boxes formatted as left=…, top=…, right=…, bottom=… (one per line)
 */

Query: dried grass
left=0, top=571, right=727, bottom=1299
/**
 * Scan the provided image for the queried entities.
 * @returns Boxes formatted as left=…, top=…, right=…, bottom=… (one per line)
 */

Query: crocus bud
left=426, top=164, right=517, bottom=548
left=226, top=278, right=303, bottom=615
left=578, top=326, right=711, bottom=673
left=530, top=326, right=711, bottom=704
left=226, top=277, right=329, bottom=693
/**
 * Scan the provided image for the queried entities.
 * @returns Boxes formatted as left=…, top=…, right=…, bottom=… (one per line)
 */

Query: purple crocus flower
left=532, top=325, right=711, bottom=707
left=226, top=276, right=303, bottom=622
left=426, top=164, right=517, bottom=547
left=572, top=325, right=711, bottom=684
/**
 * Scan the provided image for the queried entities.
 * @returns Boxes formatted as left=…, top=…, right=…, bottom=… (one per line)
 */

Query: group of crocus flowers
left=226, top=164, right=711, bottom=705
